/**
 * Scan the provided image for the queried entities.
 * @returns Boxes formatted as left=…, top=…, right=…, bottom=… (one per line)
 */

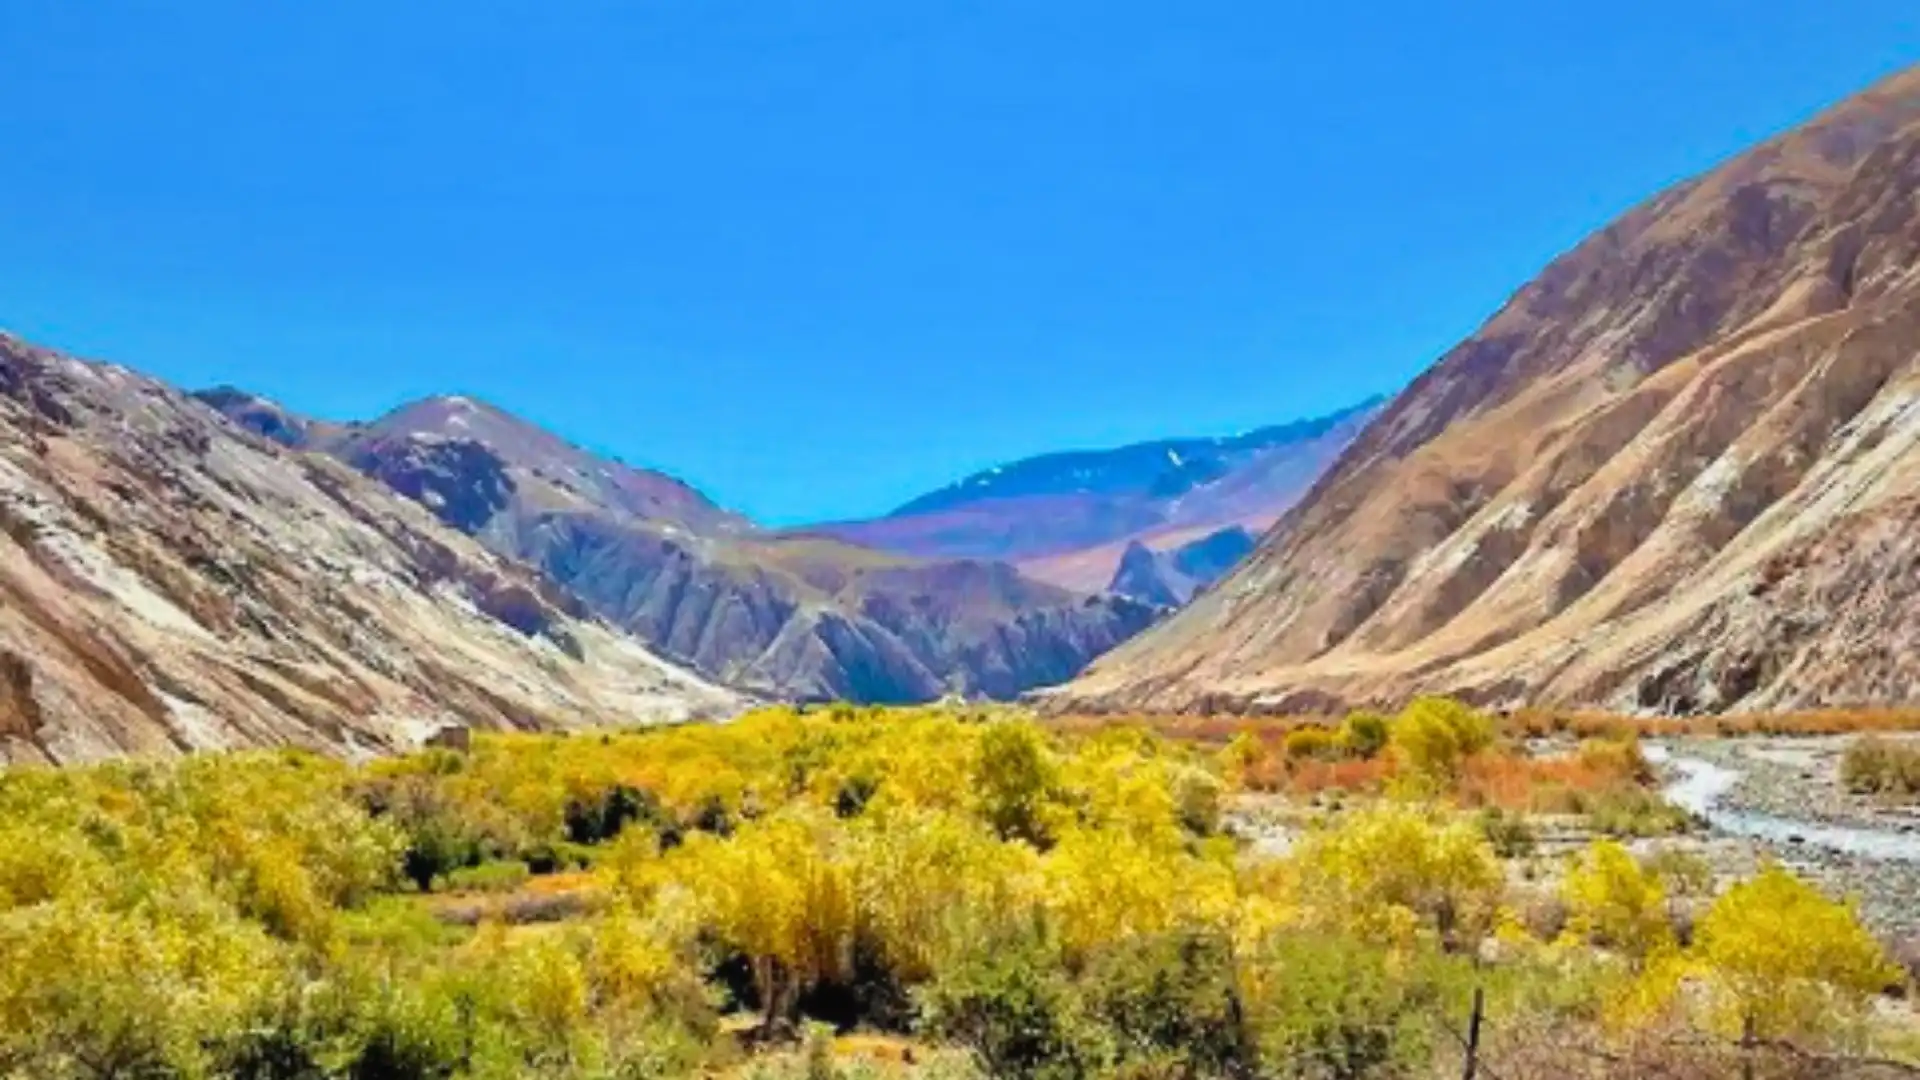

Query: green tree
left=1338, top=711, right=1392, bottom=760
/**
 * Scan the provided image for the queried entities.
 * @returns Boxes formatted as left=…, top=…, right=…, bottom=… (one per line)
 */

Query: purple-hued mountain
left=809, top=399, right=1381, bottom=592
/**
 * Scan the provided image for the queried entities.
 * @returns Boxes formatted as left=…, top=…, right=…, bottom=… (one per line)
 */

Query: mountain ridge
left=1055, top=64, right=1920, bottom=716
left=198, top=387, right=1158, bottom=704
left=887, top=397, right=1383, bottom=518
left=0, top=333, right=742, bottom=765
left=812, top=398, right=1381, bottom=591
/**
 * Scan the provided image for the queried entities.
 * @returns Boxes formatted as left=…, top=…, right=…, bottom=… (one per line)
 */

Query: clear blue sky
left=2, top=2, right=1915, bottom=523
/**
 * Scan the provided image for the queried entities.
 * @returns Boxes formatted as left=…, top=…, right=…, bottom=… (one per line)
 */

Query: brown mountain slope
left=0, top=333, right=741, bottom=765
left=1056, top=65, right=1920, bottom=716
left=201, top=392, right=1156, bottom=703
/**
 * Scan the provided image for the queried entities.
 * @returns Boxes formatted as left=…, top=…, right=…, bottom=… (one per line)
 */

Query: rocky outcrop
left=338, top=434, right=518, bottom=535
left=1056, top=65, right=1920, bottom=716
left=1109, top=542, right=1193, bottom=608
left=189, top=387, right=315, bottom=447
left=0, top=333, right=741, bottom=764
left=1106, top=526, right=1257, bottom=607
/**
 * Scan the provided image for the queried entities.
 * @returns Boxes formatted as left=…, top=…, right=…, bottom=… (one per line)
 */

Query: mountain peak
left=358, top=394, right=744, bottom=534
left=888, top=397, right=1385, bottom=519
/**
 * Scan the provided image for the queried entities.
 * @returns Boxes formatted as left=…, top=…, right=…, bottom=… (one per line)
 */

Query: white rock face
left=0, top=332, right=744, bottom=765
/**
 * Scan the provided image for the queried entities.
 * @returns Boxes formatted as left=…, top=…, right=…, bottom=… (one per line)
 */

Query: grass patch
left=443, top=858, right=533, bottom=893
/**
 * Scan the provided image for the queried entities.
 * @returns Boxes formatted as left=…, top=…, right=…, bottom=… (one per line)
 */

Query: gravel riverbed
left=1648, top=736, right=1920, bottom=941
left=1222, top=736, right=1920, bottom=941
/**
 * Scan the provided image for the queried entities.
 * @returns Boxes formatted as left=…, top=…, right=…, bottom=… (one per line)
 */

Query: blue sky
left=2, top=3, right=1916, bottom=523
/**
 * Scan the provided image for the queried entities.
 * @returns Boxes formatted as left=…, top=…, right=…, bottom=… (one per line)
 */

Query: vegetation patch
left=1842, top=736, right=1920, bottom=798
left=0, top=703, right=1908, bottom=1079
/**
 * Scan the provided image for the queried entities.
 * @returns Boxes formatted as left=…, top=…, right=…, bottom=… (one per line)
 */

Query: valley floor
left=5, top=702, right=1920, bottom=1079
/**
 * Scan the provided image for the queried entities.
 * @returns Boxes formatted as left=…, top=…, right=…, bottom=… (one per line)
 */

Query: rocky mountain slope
left=203, top=391, right=1155, bottom=703
left=816, top=399, right=1379, bottom=591
left=0, top=334, right=742, bottom=765
left=1057, top=65, right=1920, bottom=716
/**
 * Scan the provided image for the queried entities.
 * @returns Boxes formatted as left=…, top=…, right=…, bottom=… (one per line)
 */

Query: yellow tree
left=664, top=808, right=856, bottom=1024
left=1041, top=824, right=1236, bottom=961
left=1694, top=864, right=1898, bottom=1043
left=1389, top=697, right=1495, bottom=787
left=851, top=806, right=1039, bottom=982
left=973, top=720, right=1062, bottom=845
left=1559, top=840, right=1672, bottom=962
left=1281, top=806, right=1502, bottom=948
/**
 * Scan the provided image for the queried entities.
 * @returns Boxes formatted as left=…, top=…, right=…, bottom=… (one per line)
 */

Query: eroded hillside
left=203, top=391, right=1155, bottom=703
left=1059, top=66, right=1920, bottom=715
left=0, top=334, right=740, bottom=764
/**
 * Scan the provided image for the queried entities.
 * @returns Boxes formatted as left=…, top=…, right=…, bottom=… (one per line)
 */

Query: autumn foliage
left=0, top=702, right=1908, bottom=1079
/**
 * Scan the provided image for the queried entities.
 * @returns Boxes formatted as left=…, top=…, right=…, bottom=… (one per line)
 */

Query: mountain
left=814, top=399, right=1380, bottom=591
left=1107, top=526, right=1258, bottom=607
left=1057, top=65, right=1920, bottom=716
left=201, top=391, right=1155, bottom=703
left=0, top=335, right=741, bottom=765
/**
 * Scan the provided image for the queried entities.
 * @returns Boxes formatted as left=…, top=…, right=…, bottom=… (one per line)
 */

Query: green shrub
left=1640, top=848, right=1713, bottom=898
left=1583, top=788, right=1690, bottom=838
left=919, top=926, right=1102, bottom=1080
left=400, top=818, right=481, bottom=894
left=442, top=859, right=531, bottom=894
left=1240, top=931, right=1437, bottom=1079
left=1841, top=737, right=1920, bottom=796
left=1338, top=711, right=1392, bottom=760
left=1476, top=807, right=1537, bottom=859
left=1080, top=932, right=1248, bottom=1077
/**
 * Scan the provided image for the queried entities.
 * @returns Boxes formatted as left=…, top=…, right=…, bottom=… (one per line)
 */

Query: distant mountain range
left=0, top=261, right=1373, bottom=761
left=182, top=386, right=1382, bottom=708
left=812, top=399, right=1381, bottom=596
left=194, top=389, right=1181, bottom=705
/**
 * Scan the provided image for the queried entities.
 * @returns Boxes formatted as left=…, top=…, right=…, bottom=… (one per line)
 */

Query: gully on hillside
left=1057, top=64, right=1920, bottom=718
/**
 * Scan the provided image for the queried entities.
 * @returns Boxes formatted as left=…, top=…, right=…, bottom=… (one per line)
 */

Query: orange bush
left=1456, top=749, right=1632, bottom=812
left=1285, top=756, right=1393, bottom=796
